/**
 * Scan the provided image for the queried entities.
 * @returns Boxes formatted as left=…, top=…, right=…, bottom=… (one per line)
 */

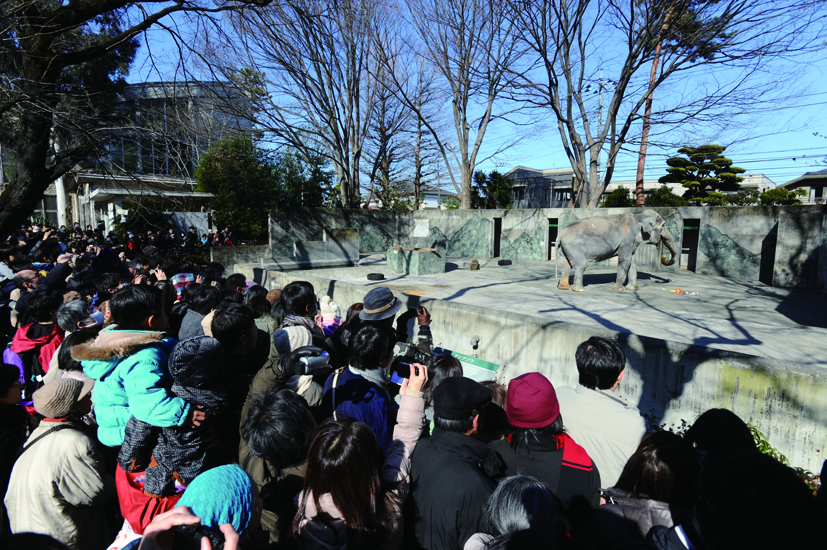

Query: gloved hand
left=278, top=345, right=325, bottom=377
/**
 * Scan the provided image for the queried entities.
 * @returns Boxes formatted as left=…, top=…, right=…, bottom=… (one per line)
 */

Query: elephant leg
left=572, top=263, right=587, bottom=292
left=613, top=256, right=631, bottom=291
left=626, top=254, right=639, bottom=291
left=558, top=255, right=572, bottom=290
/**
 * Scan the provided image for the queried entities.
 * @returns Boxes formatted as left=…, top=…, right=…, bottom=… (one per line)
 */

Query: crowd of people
left=0, top=220, right=824, bottom=550
left=8, top=221, right=235, bottom=259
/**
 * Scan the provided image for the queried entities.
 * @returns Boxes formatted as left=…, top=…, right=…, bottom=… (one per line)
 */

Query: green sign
left=433, top=347, right=499, bottom=382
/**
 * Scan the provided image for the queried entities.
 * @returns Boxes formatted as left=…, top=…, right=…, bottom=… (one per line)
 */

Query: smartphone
left=390, top=361, right=419, bottom=385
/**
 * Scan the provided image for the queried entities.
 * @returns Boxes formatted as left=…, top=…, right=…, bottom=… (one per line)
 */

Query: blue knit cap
left=176, top=465, right=253, bottom=535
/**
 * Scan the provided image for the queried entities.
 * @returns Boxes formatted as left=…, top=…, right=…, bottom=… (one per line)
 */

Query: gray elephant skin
left=556, top=210, right=677, bottom=292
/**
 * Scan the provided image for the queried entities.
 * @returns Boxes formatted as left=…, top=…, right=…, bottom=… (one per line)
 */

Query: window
left=513, top=187, right=525, bottom=201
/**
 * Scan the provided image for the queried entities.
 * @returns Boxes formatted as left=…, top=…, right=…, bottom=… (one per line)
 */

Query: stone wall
left=269, top=205, right=827, bottom=290
left=210, top=245, right=270, bottom=268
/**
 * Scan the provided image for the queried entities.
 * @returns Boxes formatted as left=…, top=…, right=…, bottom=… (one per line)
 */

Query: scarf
left=349, top=365, right=389, bottom=389
left=280, top=315, right=325, bottom=337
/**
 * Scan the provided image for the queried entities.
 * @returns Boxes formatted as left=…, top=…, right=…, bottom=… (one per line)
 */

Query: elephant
left=555, top=210, right=678, bottom=292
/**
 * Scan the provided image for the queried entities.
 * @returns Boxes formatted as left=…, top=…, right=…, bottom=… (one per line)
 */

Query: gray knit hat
left=33, top=378, right=93, bottom=418
left=273, top=326, right=312, bottom=356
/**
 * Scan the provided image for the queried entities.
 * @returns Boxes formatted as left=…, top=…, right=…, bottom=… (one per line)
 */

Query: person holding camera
left=319, top=324, right=400, bottom=456
left=293, top=363, right=427, bottom=550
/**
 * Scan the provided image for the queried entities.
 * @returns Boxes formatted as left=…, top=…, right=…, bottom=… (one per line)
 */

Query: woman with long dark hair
left=575, top=431, right=700, bottom=549
left=293, top=365, right=428, bottom=550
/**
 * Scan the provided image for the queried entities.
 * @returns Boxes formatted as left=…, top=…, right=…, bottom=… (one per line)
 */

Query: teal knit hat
left=176, top=465, right=253, bottom=535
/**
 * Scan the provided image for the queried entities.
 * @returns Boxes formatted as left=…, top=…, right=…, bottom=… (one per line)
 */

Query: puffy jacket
left=293, top=392, right=425, bottom=550
left=73, top=327, right=189, bottom=447
left=576, top=487, right=693, bottom=549
left=4, top=420, right=116, bottom=550
left=320, top=367, right=398, bottom=456
left=410, top=428, right=503, bottom=550
left=178, top=309, right=206, bottom=341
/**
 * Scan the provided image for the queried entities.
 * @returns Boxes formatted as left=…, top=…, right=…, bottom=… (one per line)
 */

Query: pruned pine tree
left=658, top=144, right=745, bottom=204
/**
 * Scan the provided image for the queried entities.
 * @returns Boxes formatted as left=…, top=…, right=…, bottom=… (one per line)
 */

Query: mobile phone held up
left=390, top=361, right=419, bottom=385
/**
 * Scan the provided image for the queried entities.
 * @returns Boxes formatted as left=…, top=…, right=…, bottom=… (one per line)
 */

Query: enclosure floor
left=299, top=255, right=827, bottom=369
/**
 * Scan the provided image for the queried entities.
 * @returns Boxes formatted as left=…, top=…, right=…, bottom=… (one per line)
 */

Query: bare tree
left=403, top=0, right=522, bottom=209
left=363, top=80, right=412, bottom=209
left=224, top=0, right=383, bottom=208
left=507, top=0, right=827, bottom=208
left=0, top=0, right=268, bottom=236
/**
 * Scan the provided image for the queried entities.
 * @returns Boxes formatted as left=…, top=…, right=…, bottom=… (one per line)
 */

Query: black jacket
left=489, top=432, right=601, bottom=527
left=409, top=428, right=502, bottom=550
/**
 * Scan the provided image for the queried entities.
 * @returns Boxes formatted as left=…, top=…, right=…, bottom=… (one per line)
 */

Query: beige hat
left=33, top=377, right=94, bottom=418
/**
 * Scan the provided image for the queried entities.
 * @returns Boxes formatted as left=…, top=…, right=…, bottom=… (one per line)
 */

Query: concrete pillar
left=55, top=175, right=68, bottom=227
left=107, top=202, right=115, bottom=233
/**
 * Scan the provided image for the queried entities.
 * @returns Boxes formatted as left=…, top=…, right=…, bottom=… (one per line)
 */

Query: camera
left=299, top=351, right=330, bottom=374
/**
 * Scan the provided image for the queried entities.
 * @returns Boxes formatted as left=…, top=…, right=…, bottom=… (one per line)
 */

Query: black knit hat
left=433, top=376, right=492, bottom=420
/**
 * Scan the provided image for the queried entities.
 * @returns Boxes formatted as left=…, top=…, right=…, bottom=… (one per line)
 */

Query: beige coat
left=555, top=383, right=648, bottom=487
left=4, top=420, right=116, bottom=550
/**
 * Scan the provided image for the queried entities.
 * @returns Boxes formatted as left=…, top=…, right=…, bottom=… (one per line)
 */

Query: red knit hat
left=506, top=372, right=560, bottom=429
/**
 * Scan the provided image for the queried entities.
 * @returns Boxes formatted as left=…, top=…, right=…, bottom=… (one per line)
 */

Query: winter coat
left=14, top=263, right=72, bottom=325
left=73, top=328, right=190, bottom=447
left=238, top=362, right=307, bottom=545
left=10, top=322, right=64, bottom=405
left=118, top=351, right=229, bottom=496
left=575, top=488, right=694, bottom=550
left=555, top=383, right=647, bottom=488
left=489, top=432, right=602, bottom=509
left=4, top=419, right=115, bottom=550
left=178, top=309, right=206, bottom=341
left=409, top=428, right=503, bottom=550
left=320, top=367, right=398, bottom=456
left=293, top=392, right=425, bottom=550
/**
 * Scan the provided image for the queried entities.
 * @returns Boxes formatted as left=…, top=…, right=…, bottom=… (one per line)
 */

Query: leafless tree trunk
left=226, top=0, right=382, bottom=207
left=404, top=0, right=521, bottom=209
left=507, top=0, right=826, bottom=208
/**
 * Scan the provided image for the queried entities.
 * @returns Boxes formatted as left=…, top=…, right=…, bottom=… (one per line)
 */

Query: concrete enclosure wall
left=269, top=205, right=827, bottom=290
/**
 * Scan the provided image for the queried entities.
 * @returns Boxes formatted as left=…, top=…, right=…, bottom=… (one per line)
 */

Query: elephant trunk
left=660, top=227, right=677, bottom=266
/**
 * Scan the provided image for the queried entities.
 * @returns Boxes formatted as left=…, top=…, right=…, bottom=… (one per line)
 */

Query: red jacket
left=11, top=323, right=64, bottom=373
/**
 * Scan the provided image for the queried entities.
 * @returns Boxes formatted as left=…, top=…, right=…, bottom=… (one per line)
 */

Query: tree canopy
left=473, top=170, right=513, bottom=209
left=195, top=134, right=332, bottom=239
left=659, top=145, right=745, bottom=204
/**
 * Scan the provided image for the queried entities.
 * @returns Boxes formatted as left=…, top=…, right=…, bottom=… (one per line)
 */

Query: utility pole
left=597, top=70, right=603, bottom=182
left=635, top=6, right=674, bottom=207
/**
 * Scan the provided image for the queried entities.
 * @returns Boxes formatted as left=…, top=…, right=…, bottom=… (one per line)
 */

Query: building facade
left=43, top=81, right=252, bottom=232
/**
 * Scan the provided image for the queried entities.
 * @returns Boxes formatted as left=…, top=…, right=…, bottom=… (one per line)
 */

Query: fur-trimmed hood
left=73, top=327, right=176, bottom=379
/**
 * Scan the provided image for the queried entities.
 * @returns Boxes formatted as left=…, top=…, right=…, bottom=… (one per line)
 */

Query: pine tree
left=659, top=145, right=745, bottom=204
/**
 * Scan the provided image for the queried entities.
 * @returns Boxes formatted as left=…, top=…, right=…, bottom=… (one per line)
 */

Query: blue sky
left=128, top=10, right=827, bottom=189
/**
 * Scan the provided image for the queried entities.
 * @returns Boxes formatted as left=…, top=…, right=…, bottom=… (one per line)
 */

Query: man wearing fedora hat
left=360, top=286, right=433, bottom=362
left=409, top=376, right=503, bottom=550
left=5, top=378, right=114, bottom=550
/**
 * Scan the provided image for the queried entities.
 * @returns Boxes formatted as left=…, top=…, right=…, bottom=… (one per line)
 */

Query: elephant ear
left=640, top=212, right=658, bottom=236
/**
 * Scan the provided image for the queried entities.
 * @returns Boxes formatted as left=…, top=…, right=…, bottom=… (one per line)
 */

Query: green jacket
left=74, top=327, right=190, bottom=447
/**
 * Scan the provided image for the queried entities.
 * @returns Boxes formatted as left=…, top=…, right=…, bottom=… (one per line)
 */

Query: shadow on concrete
left=582, top=271, right=673, bottom=287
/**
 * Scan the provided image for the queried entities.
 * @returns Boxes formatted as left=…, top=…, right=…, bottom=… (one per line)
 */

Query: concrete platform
left=321, top=256, right=827, bottom=368
left=243, top=256, right=827, bottom=471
